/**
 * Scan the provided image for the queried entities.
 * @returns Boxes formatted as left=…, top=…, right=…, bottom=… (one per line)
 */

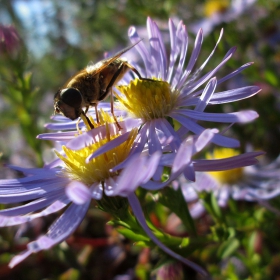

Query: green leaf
left=218, top=238, right=240, bottom=259
left=117, top=227, right=150, bottom=242
left=247, top=231, right=257, bottom=257
left=158, top=187, right=197, bottom=236
left=211, top=192, right=222, bottom=220
left=200, top=191, right=224, bottom=223
left=107, top=220, right=131, bottom=228
left=264, top=70, right=279, bottom=86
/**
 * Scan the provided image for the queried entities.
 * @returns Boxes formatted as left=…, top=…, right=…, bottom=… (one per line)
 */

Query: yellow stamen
left=116, top=78, right=179, bottom=121
left=206, top=148, right=243, bottom=184
left=204, top=0, right=230, bottom=17
left=55, top=127, right=137, bottom=185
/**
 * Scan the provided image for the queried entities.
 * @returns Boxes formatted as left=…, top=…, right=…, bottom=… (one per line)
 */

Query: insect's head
left=54, top=87, right=83, bottom=120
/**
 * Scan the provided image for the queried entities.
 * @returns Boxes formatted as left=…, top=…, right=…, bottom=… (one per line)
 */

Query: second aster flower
left=113, top=17, right=260, bottom=154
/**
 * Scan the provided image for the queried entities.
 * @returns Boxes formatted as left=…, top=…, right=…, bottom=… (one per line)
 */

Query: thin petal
left=209, top=86, right=261, bottom=104
left=0, top=179, right=66, bottom=204
left=157, top=118, right=182, bottom=151
left=37, top=131, right=77, bottom=141
left=86, top=131, right=131, bottom=163
left=172, top=137, right=193, bottom=174
left=177, top=28, right=203, bottom=87
left=178, top=28, right=223, bottom=89
left=182, top=47, right=236, bottom=96
left=113, top=156, right=146, bottom=196
left=0, top=198, right=69, bottom=227
left=128, top=26, right=152, bottom=77
left=127, top=193, right=209, bottom=277
left=170, top=112, right=240, bottom=147
left=195, top=77, right=217, bottom=112
left=176, top=109, right=259, bottom=123
left=167, top=19, right=184, bottom=83
left=0, top=191, right=66, bottom=217
left=9, top=201, right=90, bottom=267
left=171, top=23, right=188, bottom=87
left=110, top=123, right=148, bottom=172
left=147, top=17, right=168, bottom=79
left=141, top=152, right=162, bottom=183
left=65, top=181, right=91, bottom=204
left=44, top=120, right=81, bottom=131
left=147, top=120, right=163, bottom=154
left=194, top=129, right=217, bottom=153
left=216, top=62, right=254, bottom=86
left=194, top=151, right=264, bottom=171
left=183, top=164, right=196, bottom=181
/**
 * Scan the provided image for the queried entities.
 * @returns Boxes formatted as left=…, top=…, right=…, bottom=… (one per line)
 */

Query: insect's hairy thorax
left=97, top=59, right=129, bottom=98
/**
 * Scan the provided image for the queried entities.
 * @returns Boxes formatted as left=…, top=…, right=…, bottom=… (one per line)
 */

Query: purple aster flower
left=114, top=17, right=260, bottom=154
left=176, top=148, right=279, bottom=218
left=0, top=121, right=215, bottom=277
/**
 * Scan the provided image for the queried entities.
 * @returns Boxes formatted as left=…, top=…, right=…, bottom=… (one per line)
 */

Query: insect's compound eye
left=60, top=88, right=82, bottom=109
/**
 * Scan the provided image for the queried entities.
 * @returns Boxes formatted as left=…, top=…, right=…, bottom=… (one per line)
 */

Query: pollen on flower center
left=55, top=128, right=137, bottom=186
left=116, top=78, right=179, bottom=121
left=204, top=0, right=229, bottom=17
left=206, top=148, right=243, bottom=184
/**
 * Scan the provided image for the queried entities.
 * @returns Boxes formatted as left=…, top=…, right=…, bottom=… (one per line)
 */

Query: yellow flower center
left=206, top=148, right=243, bottom=184
left=204, top=0, right=230, bottom=17
left=115, top=78, right=179, bottom=121
left=55, top=125, right=137, bottom=186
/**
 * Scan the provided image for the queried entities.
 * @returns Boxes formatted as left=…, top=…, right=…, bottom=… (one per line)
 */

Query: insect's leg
left=76, top=113, right=93, bottom=133
left=94, top=104, right=100, bottom=124
left=76, top=117, right=81, bottom=133
left=81, top=110, right=94, bottom=129
left=84, top=106, right=89, bottom=114
left=83, top=106, right=94, bottom=128
left=125, top=62, right=155, bottom=82
left=111, top=89, right=122, bottom=130
left=125, top=63, right=142, bottom=79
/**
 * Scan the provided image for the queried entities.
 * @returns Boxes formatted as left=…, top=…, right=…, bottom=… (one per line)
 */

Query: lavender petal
left=128, top=193, right=209, bottom=277
left=65, top=181, right=91, bottom=204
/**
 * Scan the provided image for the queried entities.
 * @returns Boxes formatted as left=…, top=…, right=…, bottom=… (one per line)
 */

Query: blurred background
left=0, top=0, right=280, bottom=279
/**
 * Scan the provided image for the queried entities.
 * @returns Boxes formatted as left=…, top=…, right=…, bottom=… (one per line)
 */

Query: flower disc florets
left=206, top=148, right=243, bottom=184
left=116, top=78, right=179, bottom=121
left=55, top=127, right=137, bottom=185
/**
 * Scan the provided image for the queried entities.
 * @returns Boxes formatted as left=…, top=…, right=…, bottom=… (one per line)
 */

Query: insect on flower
left=54, top=41, right=143, bottom=129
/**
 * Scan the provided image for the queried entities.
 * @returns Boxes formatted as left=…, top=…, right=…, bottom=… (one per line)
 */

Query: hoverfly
left=54, top=41, right=143, bottom=129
